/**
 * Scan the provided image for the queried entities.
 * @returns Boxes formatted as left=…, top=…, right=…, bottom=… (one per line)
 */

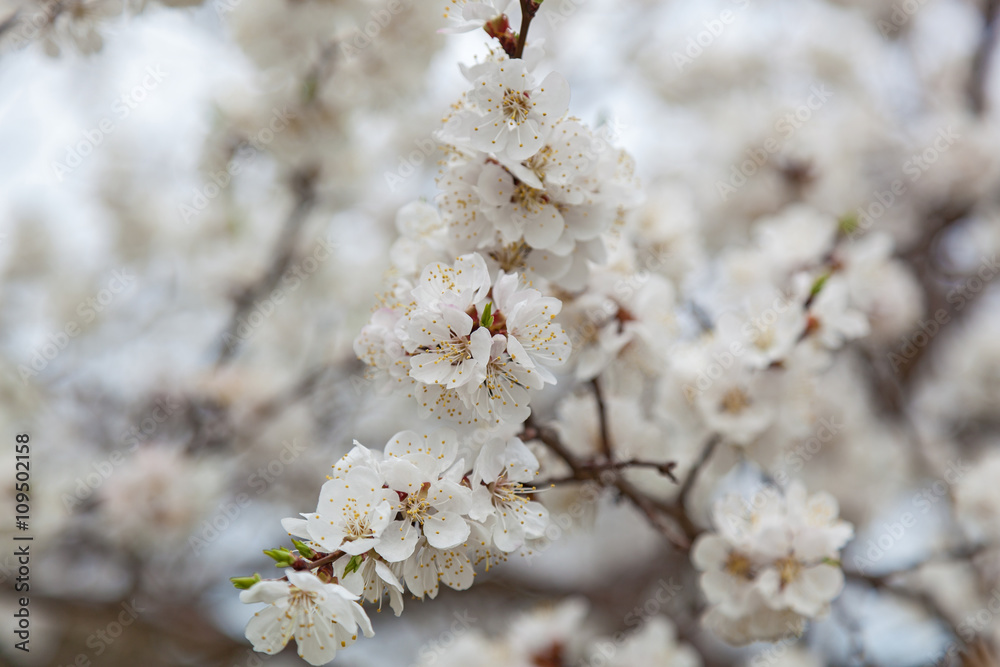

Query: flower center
left=720, top=388, right=751, bottom=415
left=503, top=89, right=531, bottom=124
left=438, top=335, right=473, bottom=366
left=524, top=146, right=553, bottom=182
left=513, top=182, right=549, bottom=214
left=489, top=242, right=530, bottom=273
left=752, top=326, right=775, bottom=351
left=483, top=355, right=526, bottom=398
left=343, top=507, right=376, bottom=541
left=489, top=475, right=530, bottom=508
left=724, top=551, right=753, bottom=579
left=776, top=556, right=802, bottom=587
left=403, top=484, right=433, bottom=523
left=288, top=588, right=318, bottom=610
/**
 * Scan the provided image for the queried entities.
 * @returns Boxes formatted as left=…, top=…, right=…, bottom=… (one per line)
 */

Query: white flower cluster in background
left=415, top=598, right=701, bottom=667
left=691, top=482, right=853, bottom=645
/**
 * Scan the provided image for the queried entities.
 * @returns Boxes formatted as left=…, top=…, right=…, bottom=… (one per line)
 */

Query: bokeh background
left=2, top=0, right=1000, bottom=665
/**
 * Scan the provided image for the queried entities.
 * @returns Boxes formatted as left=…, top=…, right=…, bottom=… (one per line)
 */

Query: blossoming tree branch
left=227, top=0, right=984, bottom=664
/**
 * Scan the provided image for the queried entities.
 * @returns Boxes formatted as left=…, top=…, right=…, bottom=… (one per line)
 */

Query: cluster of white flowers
left=237, top=5, right=881, bottom=659
left=691, top=482, right=853, bottom=645
left=240, top=428, right=549, bottom=663
left=416, top=598, right=700, bottom=667
left=356, top=252, right=570, bottom=426
left=15, top=0, right=1000, bottom=660
left=236, top=7, right=652, bottom=660
left=354, top=15, right=641, bottom=428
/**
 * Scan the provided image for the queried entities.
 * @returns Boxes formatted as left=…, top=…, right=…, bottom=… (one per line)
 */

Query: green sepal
left=292, top=539, right=315, bottom=559
left=838, top=213, right=859, bottom=236
left=344, top=554, right=364, bottom=576
left=264, top=548, right=296, bottom=568
left=810, top=273, right=829, bottom=298
left=480, top=302, right=494, bottom=329
left=230, top=573, right=262, bottom=590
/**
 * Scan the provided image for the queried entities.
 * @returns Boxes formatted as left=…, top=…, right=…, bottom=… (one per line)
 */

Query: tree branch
left=591, top=377, right=614, bottom=461
left=513, top=0, right=540, bottom=59
left=215, top=170, right=317, bottom=365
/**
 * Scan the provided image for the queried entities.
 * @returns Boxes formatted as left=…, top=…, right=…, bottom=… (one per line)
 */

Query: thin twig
left=306, top=550, right=344, bottom=570
left=513, top=0, right=538, bottom=59
left=538, top=458, right=678, bottom=485
left=677, top=433, right=721, bottom=515
left=845, top=570, right=962, bottom=644
left=215, top=171, right=316, bottom=365
left=969, top=0, right=1000, bottom=115
left=591, top=377, right=614, bottom=461
left=524, top=416, right=692, bottom=550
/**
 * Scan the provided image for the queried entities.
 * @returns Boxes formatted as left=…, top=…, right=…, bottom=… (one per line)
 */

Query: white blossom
left=447, top=59, right=570, bottom=162
left=691, top=483, right=853, bottom=645
left=241, top=570, right=373, bottom=665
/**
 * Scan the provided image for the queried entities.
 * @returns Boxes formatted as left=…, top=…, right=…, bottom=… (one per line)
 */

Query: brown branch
left=539, top=458, right=678, bottom=485
left=890, top=200, right=975, bottom=387
left=306, top=550, right=344, bottom=570
left=244, top=364, right=332, bottom=424
left=215, top=170, right=317, bottom=365
left=524, top=415, right=693, bottom=550
left=845, top=571, right=962, bottom=644
left=591, top=377, right=614, bottom=461
left=969, top=0, right=1000, bottom=115
left=513, top=0, right=539, bottom=59
left=677, top=433, right=721, bottom=517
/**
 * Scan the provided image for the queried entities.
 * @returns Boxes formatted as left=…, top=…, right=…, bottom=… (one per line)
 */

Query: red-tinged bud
left=484, top=14, right=510, bottom=39
left=483, top=14, right=519, bottom=57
